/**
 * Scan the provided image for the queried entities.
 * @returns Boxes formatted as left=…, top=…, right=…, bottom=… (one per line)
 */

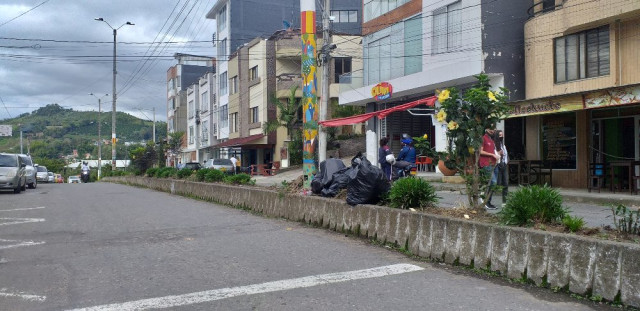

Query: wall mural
left=301, top=9, right=317, bottom=189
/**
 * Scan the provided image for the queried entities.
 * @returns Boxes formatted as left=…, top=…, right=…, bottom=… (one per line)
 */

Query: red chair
left=416, top=156, right=430, bottom=172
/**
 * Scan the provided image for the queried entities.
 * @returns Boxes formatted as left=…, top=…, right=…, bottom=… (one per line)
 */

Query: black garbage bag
left=312, top=158, right=347, bottom=195
left=346, top=157, right=390, bottom=205
left=321, top=167, right=352, bottom=197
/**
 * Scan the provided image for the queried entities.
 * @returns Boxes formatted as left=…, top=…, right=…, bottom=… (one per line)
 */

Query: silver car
left=35, top=165, right=48, bottom=183
left=18, top=154, right=37, bottom=189
left=203, top=158, right=235, bottom=174
left=0, top=153, right=27, bottom=193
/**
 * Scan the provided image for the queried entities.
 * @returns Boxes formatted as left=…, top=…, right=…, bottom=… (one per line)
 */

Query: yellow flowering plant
left=436, top=74, right=510, bottom=209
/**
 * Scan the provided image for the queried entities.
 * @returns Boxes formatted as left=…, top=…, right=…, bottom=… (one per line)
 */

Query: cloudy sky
left=0, top=0, right=217, bottom=122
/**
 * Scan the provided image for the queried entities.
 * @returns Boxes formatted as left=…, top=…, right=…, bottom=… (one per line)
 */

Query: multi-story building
left=197, top=72, right=218, bottom=161
left=339, top=0, right=529, bottom=166
left=512, top=0, right=640, bottom=189
left=166, top=53, right=214, bottom=166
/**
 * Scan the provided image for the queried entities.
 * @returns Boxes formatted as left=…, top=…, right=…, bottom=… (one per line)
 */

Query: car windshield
left=37, top=166, right=47, bottom=172
left=20, top=156, right=33, bottom=166
left=213, top=159, right=232, bottom=165
left=0, top=154, right=18, bottom=167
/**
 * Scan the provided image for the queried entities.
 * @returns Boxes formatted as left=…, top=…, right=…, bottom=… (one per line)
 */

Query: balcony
left=276, top=36, right=301, bottom=59
left=338, top=73, right=364, bottom=94
left=527, top=0, right=563, bottom=18
left=276, top=74, right=302, bottom=98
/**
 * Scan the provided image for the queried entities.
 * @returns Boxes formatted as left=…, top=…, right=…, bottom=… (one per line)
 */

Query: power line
left=0, top=0, right=52, bottom=28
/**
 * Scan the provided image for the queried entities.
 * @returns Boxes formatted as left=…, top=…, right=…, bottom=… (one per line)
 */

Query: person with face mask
left=494, top=130, right=509, bottom=207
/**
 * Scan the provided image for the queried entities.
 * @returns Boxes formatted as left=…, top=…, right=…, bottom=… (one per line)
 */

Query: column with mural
left=301, top=0, right=318, bottom=190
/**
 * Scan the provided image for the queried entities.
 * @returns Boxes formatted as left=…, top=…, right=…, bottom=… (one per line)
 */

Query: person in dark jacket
left=378, top=137, right=391, bottom=180
left=397, top=138, right=416, bottom=164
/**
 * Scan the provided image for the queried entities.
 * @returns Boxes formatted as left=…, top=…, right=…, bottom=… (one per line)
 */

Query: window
left=220, top=72, right=228, bottom=95
left=213, top=123, right=217, bottom=135
left=230, top=76, right=238, bottom=95
left=367, top=36, right=391, bottom=83
left=230, top=112, right=238, bottom=133
left=189, top=126, right=194, bottom=144
left=220, top=105, right=228, bottom=128
left=334, top=57, right=352, bottom=83
left=202, top=121, right=209, bottom=142
left=554, top=25, right=610, bottom=83
left=432, top=1, right=462, bottom=54
left=218, top=38, right=227, bottom=60
left=249, top=66, right=258, bottom=81
left=330, top=10, right=358, bottom=23
left=404, top=15, right=422, bottom=75
left=201, top=91, right=209, bottom=112
left=542, top=0, right=556, bottom=12
left=176, top=75, right=181, bottom=88
left=364, top=0, right=409, bottom=22
left=188, top=100, right=195, bottom=118
left=218, top=5, right=227, bottom=31
left=250, top=106, right=259, bottom=123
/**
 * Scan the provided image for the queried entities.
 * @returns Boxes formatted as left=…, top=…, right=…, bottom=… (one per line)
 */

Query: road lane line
left=0, top=217, right=45, bottom=226
left=0, top=239, right=46, bottom=250
left=66, top=263, right=424, bottom=311
left=0, top=207, right=45, bottom=212
left=0, top=289, right=46, bottom=302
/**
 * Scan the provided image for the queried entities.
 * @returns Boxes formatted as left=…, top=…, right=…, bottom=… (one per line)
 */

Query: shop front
left=213, top=134, right=274, bottom=172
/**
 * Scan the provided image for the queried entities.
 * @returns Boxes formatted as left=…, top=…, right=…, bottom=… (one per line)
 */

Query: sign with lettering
left=508, top=95, right=583, bottom=117
left=371, top=82, right=393, bottom=101
left=542, top=112, right=576, bottom=169
left=584, top=84, right=640, bottom=109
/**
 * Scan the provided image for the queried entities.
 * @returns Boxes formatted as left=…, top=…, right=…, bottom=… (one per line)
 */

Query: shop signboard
left=371, top=82, right=392, bottom=100
left=508, top=94, right=583, bottom=117
left=584, top=84, right=640, bottom=109
left=0, top=125, right=11, bottom=137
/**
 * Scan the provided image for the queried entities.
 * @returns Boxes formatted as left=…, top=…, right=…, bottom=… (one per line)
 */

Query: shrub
left=562, top=215, right=585, bottom=233
left=196, top=168, right=210, bottom=182
left=157, top=167, right=177, bottom=178
left=610, top=203, right=640, bottom=235
left=205, top=169, right=225, bottom=182
left=146, top=167, right=158, bottom=177
left=176, top=168, right=193, bottom=179
left=388, top=178, right=438, bottom=209
left=498, top=185, right=567, bottom=226
left=223, top=173, right=254, bottom=185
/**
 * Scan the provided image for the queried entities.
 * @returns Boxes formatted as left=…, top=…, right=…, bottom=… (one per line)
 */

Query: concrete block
left=375, top=208, right=392, bottom=243
left=353, top=205, right=369, bottom=237
left=430, top=217, right=447, bottom=261
left=473, top=223, right=493, bottom=269
left=367, top=207, right=379, bottom=238
left=416, top=215, right=432, bottom=258
left=620, top=245, right=640, bottom=308
left=490, top=227, right=510, bottom=275
left=526, top=232, right=549, bottom=286
left=444, top=219, right=461, bottom=264
left=407, top=214, right=422, bottom=255
left=507, top=228, right=529, bottom=280
left=396, top=211, right=413, bottom=251
left=341, top=205, right=354, bottom=233
left=387, top=209, right=401, bottom=246
left=547, top=234, right=572, bottom=289
left=592, top=242, right=622, bottom=302
left=458, top=222, right=476, bottom=266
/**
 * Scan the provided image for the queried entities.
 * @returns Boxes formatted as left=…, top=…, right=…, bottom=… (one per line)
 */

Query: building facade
left=512, top=0, right=640, bottom=189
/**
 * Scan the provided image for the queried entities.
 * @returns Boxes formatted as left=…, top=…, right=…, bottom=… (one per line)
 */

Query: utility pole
left=152, top=107, right=156, bottom=144
left=301, top=0, right=318, bottom=190
left=19, top=129, right=23, bottom=154
left=318, top=0, right=331, bottom=163
left=90, top=93, right=108, bottom=180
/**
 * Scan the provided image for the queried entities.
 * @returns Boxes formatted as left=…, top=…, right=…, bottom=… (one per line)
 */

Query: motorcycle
left=81, top=169, right=90, bottom=183
left=385, top=155, right=417, bottom=181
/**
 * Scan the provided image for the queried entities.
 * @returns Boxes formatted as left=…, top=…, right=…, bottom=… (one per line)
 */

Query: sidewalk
left=252, top=166, right=639, bottom=228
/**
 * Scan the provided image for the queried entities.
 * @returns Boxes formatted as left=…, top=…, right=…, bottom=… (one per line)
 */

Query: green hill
left=0, top=104, right=166, bottom=160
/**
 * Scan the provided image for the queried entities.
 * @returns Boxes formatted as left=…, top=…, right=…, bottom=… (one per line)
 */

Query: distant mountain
left=0, top=104, right=166, bottom=159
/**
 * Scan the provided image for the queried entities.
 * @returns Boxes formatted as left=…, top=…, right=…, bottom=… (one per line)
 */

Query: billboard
left=0, top=125, right=12, bottom=137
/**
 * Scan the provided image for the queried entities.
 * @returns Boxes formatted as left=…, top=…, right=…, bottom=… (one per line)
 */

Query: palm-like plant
left=262, top=85, right=301, bottom=140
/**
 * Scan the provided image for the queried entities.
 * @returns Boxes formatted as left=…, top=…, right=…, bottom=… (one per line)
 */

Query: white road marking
left=67, top=263, right=424, bottom=311
left=0, top=239, right=46, bottom=250
left=0, top=289, right=46, bottom=302
left=0, top=207, right=45, bottom=212
left=0, top=217, right=45, bottom=226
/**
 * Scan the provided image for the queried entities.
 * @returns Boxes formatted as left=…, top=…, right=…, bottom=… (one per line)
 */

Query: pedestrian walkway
left=252, top=164, right=639, bottom=228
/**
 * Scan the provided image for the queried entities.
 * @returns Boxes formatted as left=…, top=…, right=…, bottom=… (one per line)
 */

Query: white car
left=35, top=165, right=48, bottom=183
left=68, top=176, right=80, bottom=184
left=47, top=172, right=55, bottom=183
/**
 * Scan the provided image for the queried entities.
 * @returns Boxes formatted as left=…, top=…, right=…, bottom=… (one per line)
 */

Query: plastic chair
left=588, top=162, right=606, bottom=193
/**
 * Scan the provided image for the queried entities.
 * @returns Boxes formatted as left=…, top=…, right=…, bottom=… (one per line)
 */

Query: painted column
left=301, top=0, right=318, bottom=190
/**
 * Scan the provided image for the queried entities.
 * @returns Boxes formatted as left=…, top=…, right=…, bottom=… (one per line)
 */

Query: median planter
left=105, top=176, right=640, bottom=308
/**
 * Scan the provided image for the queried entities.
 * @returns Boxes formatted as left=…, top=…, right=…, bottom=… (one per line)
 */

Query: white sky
left=0, top=0, right=218, bottom=122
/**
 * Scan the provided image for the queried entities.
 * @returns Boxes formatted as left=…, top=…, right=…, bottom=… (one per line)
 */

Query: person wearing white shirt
left=229, top=155, right=238, bottom=174
left=494, top=130, right=509, bottom=206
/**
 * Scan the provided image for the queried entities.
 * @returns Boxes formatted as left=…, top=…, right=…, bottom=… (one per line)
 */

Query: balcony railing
left=527, top=0, right=564, bottom=18
left=338, top=73, right=364, bottom=94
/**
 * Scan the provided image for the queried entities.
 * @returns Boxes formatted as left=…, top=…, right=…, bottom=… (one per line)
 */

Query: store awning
left=319, top=96, right=436, bottom=127
left=215, top=134, right=265, bottom=148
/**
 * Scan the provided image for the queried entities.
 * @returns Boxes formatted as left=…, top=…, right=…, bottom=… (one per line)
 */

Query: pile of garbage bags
left=311, top=154, right=390, bottom=206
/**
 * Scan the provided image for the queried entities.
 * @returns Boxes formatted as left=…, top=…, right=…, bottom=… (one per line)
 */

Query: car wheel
left=29, top=180, right=37, bottom=189
left=21, top=182, right=26, bottom=191
left=14, top=186, right=21, bottom=193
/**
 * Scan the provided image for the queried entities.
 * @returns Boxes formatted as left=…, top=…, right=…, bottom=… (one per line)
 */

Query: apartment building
left=512, top=0, right=640, bottom=189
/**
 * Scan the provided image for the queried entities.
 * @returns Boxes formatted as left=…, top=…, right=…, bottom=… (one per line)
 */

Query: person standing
left=378, top=137, right=392, bottom=180
left=494, top=130, right=509, bottom=207
left=479, top=127, right=500, bottom=210
left=229, top=155, right=238, bottom=174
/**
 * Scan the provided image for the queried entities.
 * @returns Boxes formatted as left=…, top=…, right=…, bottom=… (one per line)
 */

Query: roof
left=215, top=134, right=266, bottom=148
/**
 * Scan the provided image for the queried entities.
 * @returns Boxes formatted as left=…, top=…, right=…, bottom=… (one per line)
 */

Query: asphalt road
left=0, top=182, right=616, bottom=310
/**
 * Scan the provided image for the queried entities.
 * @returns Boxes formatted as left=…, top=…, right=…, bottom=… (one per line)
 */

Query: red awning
left=215, top=134, right=266, bottom=148
left=319, top=96, right=436, bottom=127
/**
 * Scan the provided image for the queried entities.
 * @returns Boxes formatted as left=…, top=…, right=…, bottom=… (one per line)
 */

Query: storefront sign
left=584, top=84, right=640, bottom=109
left=371, top=82, right=393, bottom=100
left=508, top=95, right=583, bottom=117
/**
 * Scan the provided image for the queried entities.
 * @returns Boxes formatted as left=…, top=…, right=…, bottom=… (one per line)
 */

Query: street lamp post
left=89, top=93, right=109, bottom=180
left=94, top=18, right=134, bottom=168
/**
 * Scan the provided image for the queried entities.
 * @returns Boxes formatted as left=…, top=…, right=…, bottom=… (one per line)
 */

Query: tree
left=262, top=85, right=302, bottom=140
left=130, top=142, right=158, bottom=173
left=435, top=74, right=511, bottom=209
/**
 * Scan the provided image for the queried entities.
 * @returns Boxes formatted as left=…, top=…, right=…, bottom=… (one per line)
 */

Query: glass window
left=201, top=91, right=209, bottom=112
left=189, top=126, right=194, bottom=144
left=220, top=105, right=228, bottom=128
left=334, top=57, right=352, bottom=83
left=250, top=66, right=258, bottom=81
left=218, top=38, right=227, bottom=60
left=251, top=106, right=259, bottom=123
left=231, top=112, right=238, bottom=132
left=218, top=5, right=227, bottom=31
left=554, top=25, right=610, bottom=83
left=229, top=76, right=238, bottom=94
left=220, top=72, right=228, bottom=95
left=432, top=2, right=462, bottom=54
left=404, top=15, right=422, bottom=75
left=188, top=100, right=195, bottom=118
left=202, top=121, right=209, bottom=142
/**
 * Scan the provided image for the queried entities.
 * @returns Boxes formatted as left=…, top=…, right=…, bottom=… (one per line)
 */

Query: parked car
left=0, top=153, right=27, bottom=193
left=35, top=165, right=48, bottom=183
left=183, top=162, right=202, bottom=171
left=203, top=158, right=235, bottom=174
left=68, top=175, right=80, bottom=184
left=47, top=172, right=55, bottom=183
left=18, top=154, right=37, bottom=189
